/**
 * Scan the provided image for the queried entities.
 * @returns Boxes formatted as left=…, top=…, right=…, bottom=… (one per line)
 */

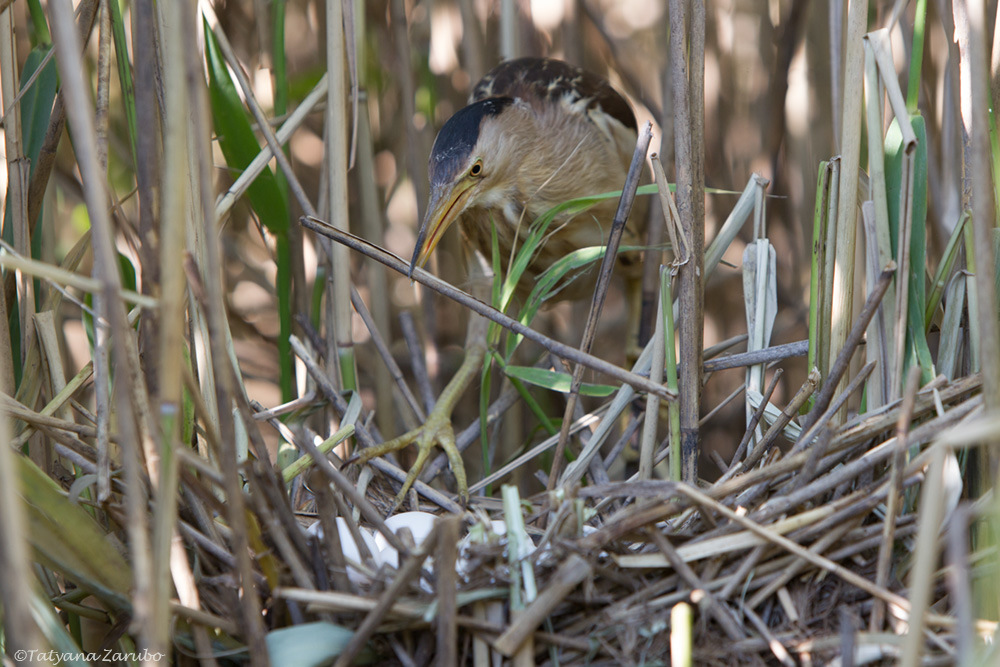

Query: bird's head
left=409, top=97, right=519, bottom=276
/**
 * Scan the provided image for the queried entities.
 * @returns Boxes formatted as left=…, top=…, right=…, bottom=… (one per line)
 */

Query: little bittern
left=356, top=57, right=647, bottom=507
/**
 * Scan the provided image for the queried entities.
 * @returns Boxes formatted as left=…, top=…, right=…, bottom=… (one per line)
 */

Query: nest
left=176, top=363, right=987, bottom=666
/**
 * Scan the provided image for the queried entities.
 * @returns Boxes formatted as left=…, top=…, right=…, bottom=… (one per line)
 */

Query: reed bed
left=0, top=1, right=998, bottom=666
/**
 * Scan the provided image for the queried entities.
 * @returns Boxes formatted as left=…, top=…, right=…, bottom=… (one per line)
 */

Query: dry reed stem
left=828, top=0, right=868, bottom=427
left=302, top=217, right=676, bottom=401
left=670, top=0, right=706, bottom=484
left=494, top=553, right=592, bottom=656
left=550, top=121, right=653, bottom=491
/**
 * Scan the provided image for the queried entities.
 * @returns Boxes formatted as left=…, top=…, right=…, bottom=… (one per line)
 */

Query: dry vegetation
left=0, top=0, right=999, bottom=665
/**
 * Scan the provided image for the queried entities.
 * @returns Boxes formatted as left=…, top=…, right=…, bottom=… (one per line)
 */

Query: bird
left=354, top=57, right=647, bottom=509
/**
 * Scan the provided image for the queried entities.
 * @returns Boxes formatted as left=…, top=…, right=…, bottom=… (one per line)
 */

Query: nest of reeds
left=235, top=289, right=991, bottom=667
left=3, top=2, right=1000, bottom=667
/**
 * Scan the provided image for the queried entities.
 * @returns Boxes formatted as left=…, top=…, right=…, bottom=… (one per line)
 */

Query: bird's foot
left=352, top=404, right=468, bottom=512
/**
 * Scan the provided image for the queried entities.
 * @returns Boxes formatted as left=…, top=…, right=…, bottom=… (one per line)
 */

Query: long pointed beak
left=408, top=182, right=473, bottom=278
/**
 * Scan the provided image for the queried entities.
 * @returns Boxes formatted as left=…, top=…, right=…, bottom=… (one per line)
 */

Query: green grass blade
left=885, top=114, right=934, bottom=384
left=936, top=273, right=966, bottom=380
left=108, top=0, right=137, bottom=169
left=662, top=269, right=681, bottom=481
left=25, top=0, right=51, bottom=45
left=19, top=45, right=59, bottom=181
left=963, top=218, right=981, bottom=372
left=83, top=252, right=137, bottom=349
left=905, top=0, right=926, bottom=114
left=989, top=106, right=1000, bottom=226
left=504, top=245, right=605, bottom=359
left=808, top=162, right=831, bottom=383
left=504, top=244, right=650, bottom=360
left=503, top=365, right=616, bottom=398
left=479, top=347, right=494, bottom=491
left=925, top=211, right=969, bottom=330
left=272, top=0, right=289, bottom=119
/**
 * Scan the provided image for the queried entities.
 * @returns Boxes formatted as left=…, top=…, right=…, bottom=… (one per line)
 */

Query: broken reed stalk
left=153, top=0, right=196, bottom=653
left=964, top=1, right=1000, bottom=410
left=435, top=515, right=461, bottom=667
left=953, top=0, right=1000, bottom=626
left=703, top=340, right=809, bottom=372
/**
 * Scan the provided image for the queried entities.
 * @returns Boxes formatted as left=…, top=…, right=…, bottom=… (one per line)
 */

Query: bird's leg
left=353, top=265, right=491, bottom=511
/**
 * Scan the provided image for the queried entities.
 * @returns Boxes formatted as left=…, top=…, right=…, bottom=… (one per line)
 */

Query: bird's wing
left=470, top=57, right=637, bottom=133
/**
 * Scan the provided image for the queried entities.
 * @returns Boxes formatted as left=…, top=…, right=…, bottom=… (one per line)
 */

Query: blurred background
left=4, top=0, right=973, bottom=480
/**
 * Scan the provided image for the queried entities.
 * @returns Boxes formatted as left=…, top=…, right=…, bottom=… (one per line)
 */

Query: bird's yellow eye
left=469, top=160, right=483, bottom=177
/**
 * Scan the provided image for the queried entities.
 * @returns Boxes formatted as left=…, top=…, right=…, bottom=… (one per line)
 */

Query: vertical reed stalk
left=48, top=0, right=156, bottom=656
left=326, top=0, right=357, bottom=391
left=828, top=0, right=867, bottom=425
left=155, top=0, right=194, bottom=654
left=670, top=0, right=705, bottom=483
left=0, top=3, right=30, bottom=365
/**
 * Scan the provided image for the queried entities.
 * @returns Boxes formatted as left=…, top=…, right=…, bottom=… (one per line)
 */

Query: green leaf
left=17, top=455, right=132, bottom=609
left=204, top=23, right=289, bottom=234
left=504, top=244, right=648, bottom=360
left=266, top=622, right=358, bottom=667
left=109, top=0, right=138, bottom=169
left=807, top=162, right=833, bottom=391
left=504, top=365, right=615, bottom=397
left=25, top=0, right=50, bottom=45
left=20, top=45, right=59, bottom=179
left=925, top=211, right=968, bottom=330
left=83, top=252, right=137, bottom=350
left=885, top=114, right=934, bottom=384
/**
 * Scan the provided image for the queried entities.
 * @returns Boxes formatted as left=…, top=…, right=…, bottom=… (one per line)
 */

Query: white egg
left=308, top=518, right=380, bottom=585
left=374, top=511, right=439, bottom=568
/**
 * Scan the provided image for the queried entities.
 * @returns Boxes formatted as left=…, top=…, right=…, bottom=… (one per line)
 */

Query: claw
left=353, top=407, right=469, bottom=511
left=352, top=315, right=486, bottom=512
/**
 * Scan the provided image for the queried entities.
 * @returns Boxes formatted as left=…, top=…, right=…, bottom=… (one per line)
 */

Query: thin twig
left=549, top=121, right=652, bottom=491
left=730, top=369, right=783, bottom=469
left=703, top=340, right=809, bottom=372
left=301, top=217, right=676, bottom=401
left=347, top=290, right=425, bottom=423
left=871, top=366, right=922, bottom=632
